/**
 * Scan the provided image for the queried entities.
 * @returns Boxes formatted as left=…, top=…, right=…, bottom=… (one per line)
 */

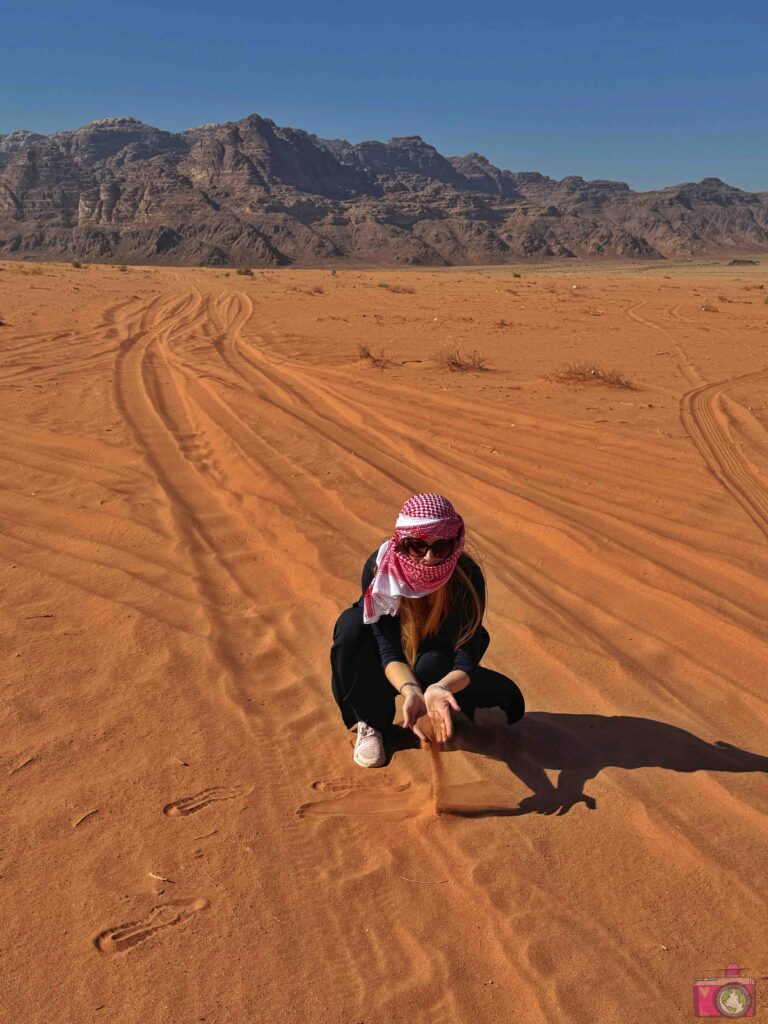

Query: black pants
left=330, top=604, right=525, bottom=733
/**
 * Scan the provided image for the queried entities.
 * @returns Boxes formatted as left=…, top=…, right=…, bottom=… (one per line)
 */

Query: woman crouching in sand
left=330, top=492, right=525, bottom=767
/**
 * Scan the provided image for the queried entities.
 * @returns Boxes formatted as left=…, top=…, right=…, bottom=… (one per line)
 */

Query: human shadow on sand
left=385, top=669, right=768, bottom=818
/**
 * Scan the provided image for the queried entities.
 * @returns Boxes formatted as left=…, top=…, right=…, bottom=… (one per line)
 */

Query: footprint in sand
left=298, top=777, right=431, bottom=820
left=162, top=784, right=252, bottom=818
left=311, top=776, right=411, bottom=794
left=93, top=897, right=208, bottom=955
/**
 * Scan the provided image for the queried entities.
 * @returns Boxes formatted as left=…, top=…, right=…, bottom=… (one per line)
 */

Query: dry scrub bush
left=306, top=284, right=324, bottom=294
left=378, top=282, right=415, bottom=294
left=701, top=304, right=719, bottom=312
left=549, top=360, right=633, bottom=389
left=357, top=344, right=393, bottom=368
left=236, top=267, right=254, bottom=276
left=435, top=344, right=489, bottom=372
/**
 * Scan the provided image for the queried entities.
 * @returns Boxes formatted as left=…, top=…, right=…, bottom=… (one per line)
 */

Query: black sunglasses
left=398, top=534, right=460, bottom=560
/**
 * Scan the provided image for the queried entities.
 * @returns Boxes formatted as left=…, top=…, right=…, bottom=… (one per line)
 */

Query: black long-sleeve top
left=354, top=547, right=487, bottom=677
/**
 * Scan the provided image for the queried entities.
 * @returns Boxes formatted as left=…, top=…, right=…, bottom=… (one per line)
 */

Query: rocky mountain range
left=0, top=114, right=766, bottom=267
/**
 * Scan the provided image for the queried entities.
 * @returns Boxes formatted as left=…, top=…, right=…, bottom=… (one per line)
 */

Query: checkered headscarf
left=362, top=492, right=465, bottom=624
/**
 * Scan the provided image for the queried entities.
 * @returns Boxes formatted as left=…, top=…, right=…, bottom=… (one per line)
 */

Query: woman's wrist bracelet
left=399, top=682, right=423, bottom=695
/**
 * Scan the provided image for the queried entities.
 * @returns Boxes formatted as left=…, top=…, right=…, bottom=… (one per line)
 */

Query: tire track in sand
left=680, top=370, right=768, bottom=539
left=628, top=302, right=768, bottom=540
left=111, top=287, right=453, bottom=1020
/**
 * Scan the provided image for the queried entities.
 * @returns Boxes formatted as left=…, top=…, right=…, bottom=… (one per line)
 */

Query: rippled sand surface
left=2, top=258, right=767, bottom=1023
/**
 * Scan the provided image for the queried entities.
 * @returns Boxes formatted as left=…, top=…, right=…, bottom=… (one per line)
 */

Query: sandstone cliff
left=0, top=114, right=765, bottom=266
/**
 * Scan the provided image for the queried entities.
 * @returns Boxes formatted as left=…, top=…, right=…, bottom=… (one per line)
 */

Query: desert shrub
left=307, top=284, right=324, bottom=294
left=549, top=360, right=633, bottom=388
left=435, top=344, right=489, bottom=372
left=764, top=296, right=768, bottom=305
left=357, top=344, right=393, bottom=368
left=236, top=267, right=254, bottom=276
left=718, top=294, right=732, bottom=303
left=512, top=272, right=522, bottom=278
left=118, top=265, right=128, bottom=272
left=330, top=269, right=338, bottom=277
left=71, top=261, right=83, bottom=269
left=701, top=304, right=719, bottom=312
left=378, top=282, right=415, bottom=294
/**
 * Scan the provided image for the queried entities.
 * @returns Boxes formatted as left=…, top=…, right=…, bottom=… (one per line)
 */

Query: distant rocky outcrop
left=0, top=114, right=765, bottom=266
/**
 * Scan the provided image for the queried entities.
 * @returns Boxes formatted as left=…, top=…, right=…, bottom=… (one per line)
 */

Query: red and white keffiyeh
left=362, top=492, right=465, bottom=624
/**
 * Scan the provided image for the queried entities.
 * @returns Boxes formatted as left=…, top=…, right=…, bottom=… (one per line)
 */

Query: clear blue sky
left=2, top=0, right=766, bottom=192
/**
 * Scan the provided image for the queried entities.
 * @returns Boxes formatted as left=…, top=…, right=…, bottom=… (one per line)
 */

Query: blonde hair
left=399, top=545, right=485, bottom=669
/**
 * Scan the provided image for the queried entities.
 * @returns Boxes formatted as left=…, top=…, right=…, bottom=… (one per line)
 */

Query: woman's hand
left=401, top=686, right=428, bottom=741
left=425, top=683, right=460, bottom=743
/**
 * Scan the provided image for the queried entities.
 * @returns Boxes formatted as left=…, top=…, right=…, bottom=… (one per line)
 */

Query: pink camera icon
left=693, top=962, right=756, bottom=1017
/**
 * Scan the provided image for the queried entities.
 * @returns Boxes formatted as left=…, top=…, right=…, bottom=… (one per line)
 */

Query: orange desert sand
left=1, top=258, right=768, bottom=1024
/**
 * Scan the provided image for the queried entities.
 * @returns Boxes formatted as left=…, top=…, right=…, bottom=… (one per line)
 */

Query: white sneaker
left=353, top=721, right=386, bottom=768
